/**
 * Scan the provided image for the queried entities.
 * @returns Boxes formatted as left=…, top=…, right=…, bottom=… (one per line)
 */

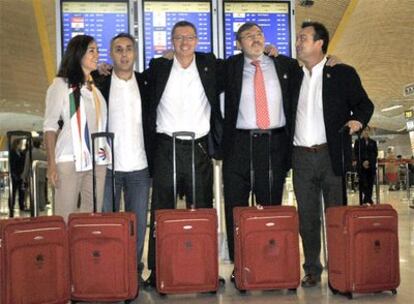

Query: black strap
left=91, top=132, right=115, bottom=213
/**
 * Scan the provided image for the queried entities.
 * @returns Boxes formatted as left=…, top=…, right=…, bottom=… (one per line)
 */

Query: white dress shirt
left=236, top=54, right=285, bottom=129
left=43, top=77, right=107, bottom=163
left=294, top=57, right=328, bottom=147
left=156, top=56, right=211, bottom=139
left=108, top=72, right=147, bottom=171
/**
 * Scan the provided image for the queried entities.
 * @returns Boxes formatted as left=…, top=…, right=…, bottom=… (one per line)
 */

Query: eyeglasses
left=172, top=35, right=197, bottom=42
left=240, top=32, right=264, bottom=41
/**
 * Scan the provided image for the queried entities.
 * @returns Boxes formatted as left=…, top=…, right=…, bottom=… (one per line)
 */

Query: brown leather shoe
left=301, top=274, right=321, bottom=288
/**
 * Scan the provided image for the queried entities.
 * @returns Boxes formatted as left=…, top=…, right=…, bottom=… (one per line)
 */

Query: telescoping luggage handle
left=249, top=129, right=272, bottom=207
left=91, top=132, right=115, bottom=213
left=7, top=131, right=33, bottom=217
left=172, top=131, right=196, bottom=210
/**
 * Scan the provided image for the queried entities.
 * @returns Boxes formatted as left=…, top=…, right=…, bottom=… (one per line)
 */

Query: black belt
left=236, top=127, right=285, bottom=136
left=157, top=133, right=207, bottom=145
left=294, top=143, right=328, bottom=152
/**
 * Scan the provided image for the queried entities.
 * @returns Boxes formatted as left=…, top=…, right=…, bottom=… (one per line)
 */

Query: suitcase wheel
left=219, top=277, right=226, bottom=286
left=209, top=290, right=217, bottom=294
left=391, top=289, right=397, bottom=295
left=328, top=281, right=338, bottom=295
left=345, top=292, right=353, bottom=300
left=159, top=292, right=167, bottom=297
left=238, top=289, right=247, bottom=294
left=288, top=288, right=297, bottom=293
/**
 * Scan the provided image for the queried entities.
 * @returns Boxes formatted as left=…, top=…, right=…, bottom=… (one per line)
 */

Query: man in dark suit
left=143, top=21, right=223, bottom=287
left=93, top=33, right=152, bottom=283
left=291, top=21, right=374, bottom=287
left=354, top=126, right=378, bottom=204
left=222, top=22, right=298, bottom=281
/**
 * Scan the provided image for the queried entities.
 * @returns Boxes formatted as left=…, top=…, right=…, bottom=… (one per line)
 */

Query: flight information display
left=60, top=0, right=130, bottom=64
left=224, top=1, right=291, bottom=58
left=143, top=1, right=212, bottom=68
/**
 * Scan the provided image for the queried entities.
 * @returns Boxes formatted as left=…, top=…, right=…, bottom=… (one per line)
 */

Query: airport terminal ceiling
left=0, top=0, right=413, bottom=135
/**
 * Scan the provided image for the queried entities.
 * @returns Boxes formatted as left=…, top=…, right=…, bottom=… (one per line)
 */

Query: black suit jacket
left=291, top=63, right=374, bottom=176
left=144, top=52, right=223, bottom=159
left=92, top=71, right=153, bottom=175
left=222, top=53, right=298, bottom=160
left=354, top=137, right=378, bottom=173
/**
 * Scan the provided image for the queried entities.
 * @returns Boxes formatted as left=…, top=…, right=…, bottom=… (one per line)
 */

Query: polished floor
left=1, top=184, right=413, bottom=304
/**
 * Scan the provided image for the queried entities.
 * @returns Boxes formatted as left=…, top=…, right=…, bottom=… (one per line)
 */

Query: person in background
left=291, top=21, right=374, bottom=287
left=93, top=32, right=151, bottom=283
left=354, top=126, right=378, bottom=204
left=43, top=34, right=109, bottom=220
left=9, top=138, right=27, bottom=217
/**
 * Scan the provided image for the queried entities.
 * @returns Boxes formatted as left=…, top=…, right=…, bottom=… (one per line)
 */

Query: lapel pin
left=283, top=73, right=288, bottom=79
left=327, top=73, right=331, bottom=78
left=144, top=81, right=148, bottom=85
left=204, top=67, right=208, bottom=72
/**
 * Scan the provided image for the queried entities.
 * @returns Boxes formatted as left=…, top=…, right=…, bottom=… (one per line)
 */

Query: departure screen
left=61, top=0, right=130, bottom=64
left=143, top=1, right=212, bottom=68
left=224, top=1, right=291, bottom=58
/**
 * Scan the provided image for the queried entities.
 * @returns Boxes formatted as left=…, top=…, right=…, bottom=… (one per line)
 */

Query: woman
left=9, top=138, right=27, bottom=217
left=43, top=35, right=108, bottom=220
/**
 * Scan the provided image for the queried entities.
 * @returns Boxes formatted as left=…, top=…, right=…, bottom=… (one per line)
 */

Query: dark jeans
left=102, top=167, right=151, bottom=273
left=223, top=130, right=289, bottom=262
left=147, top=134, right=213, bottom=271
left=292, top=146, right=343, bottom=278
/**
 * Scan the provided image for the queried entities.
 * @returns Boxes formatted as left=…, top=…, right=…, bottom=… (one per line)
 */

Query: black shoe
left=143, top=273, right=156, bottom=289
left=230, top=270, right=235, bottom=283
left=301, top=274, right=321, bottom=288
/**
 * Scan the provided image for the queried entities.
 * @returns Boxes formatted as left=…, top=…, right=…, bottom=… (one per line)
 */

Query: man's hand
left=162, top=49, right=174, bottom=60
left=326, top=55, right=342, bottom=66
left=97, top=62, right=112, bottom=76
left=346, top=120, right=363, bottom=134
left=264, top=44, right=279, bottom=57
left=47, top=164, right=59, bottom=188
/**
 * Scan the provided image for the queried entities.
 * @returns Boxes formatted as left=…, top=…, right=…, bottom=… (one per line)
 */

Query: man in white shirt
left=143, top=21, right=223, bottom=287
left=94, top=33, right=151, bottom=282
left=222, top=22, right=298, bottom=282
left=291, top=21, right=373, bottom=287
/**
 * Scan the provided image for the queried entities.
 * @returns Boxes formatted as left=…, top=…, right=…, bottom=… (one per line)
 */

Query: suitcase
left=68, top=132, right=138, bottom=302
left=326, top=204, right=399, bottom=298
left=233, top=130, right=300, bottom=291
left=326, top=127, right=399, bottom=299
left=155, top=131, right=218, bottom=294
left=1, top=132, right=70, bottom=304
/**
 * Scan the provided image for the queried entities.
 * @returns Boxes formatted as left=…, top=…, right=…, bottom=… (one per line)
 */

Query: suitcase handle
left=172, top=131, right=196, bottom=210
left=249, top=129, right=272, bottom=207
left=91, top=132, right=115, bottom=213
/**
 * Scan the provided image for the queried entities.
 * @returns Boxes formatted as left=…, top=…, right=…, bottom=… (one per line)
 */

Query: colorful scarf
left=69, top=77, right=110, bottom=172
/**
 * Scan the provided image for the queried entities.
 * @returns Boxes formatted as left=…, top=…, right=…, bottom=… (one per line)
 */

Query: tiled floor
left=1, top=185, right=413, bottom=303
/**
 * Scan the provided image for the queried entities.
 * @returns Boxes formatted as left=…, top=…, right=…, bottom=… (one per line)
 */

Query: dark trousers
left=10, top=177, right=25, bottom=217
left=147, top=134, right=213, bottom=271
left=223, top=129, right=289, bottom=262
left=359, top=168, right=375, bottom=204
left=292, top=146, right=343, bottom=278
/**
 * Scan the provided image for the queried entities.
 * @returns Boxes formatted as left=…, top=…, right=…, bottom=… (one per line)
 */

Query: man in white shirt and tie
left=222, top=22, right=298, bottom=281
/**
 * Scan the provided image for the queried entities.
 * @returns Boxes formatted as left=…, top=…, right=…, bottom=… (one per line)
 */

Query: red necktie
left=251, top=60, right=270, bottom=129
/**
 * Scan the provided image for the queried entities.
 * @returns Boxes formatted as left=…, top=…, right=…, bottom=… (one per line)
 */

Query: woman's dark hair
left=57, top=35, right=95, bottom=87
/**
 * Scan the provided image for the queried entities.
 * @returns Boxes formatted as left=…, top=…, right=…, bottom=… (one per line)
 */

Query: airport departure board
left=143, top=1, right=212, bottom=68
left=60, top=0, right=130, bottom=64
left=223, top=1, right=291, bottom=58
